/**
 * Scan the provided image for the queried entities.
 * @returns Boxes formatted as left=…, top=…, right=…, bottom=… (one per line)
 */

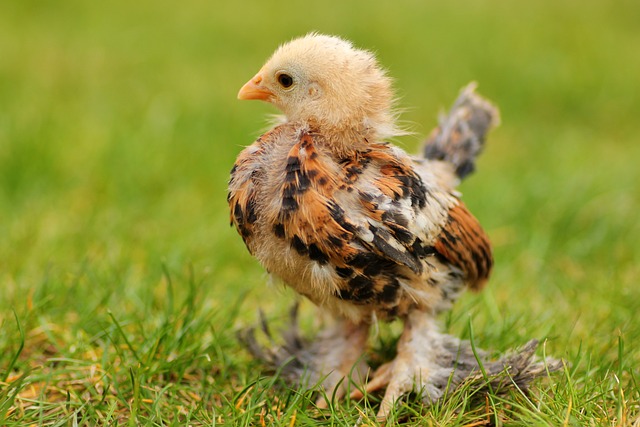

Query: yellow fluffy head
left=238, top=33, right=402, bottom=144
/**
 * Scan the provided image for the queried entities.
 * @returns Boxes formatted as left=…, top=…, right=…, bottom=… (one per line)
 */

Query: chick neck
left=291, top=100, right=400, bottom=157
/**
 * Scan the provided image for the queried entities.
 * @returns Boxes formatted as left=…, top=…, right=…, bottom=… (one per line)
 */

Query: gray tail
left=422, top=82, right=500, bottom=180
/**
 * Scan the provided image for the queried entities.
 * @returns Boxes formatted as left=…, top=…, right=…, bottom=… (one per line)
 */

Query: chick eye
left=277, top=73, right=294, bottom=89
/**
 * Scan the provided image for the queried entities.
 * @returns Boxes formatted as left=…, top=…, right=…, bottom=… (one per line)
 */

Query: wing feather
left=434, top=203, right=493, bottom=290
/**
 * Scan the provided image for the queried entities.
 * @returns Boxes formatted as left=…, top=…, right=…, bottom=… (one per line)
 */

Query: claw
left=315, top=383, right=347, bottom=409
left=349, top=361, right=393, bottom=400
left=315, top=396, right=329, bottom=410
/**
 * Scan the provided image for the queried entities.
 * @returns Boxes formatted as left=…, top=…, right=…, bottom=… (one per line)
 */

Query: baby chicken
left=230, top=33, right=499, bottom=419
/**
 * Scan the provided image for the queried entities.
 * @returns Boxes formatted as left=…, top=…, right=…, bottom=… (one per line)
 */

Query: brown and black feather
left=229, top=122, right=493, bottom=322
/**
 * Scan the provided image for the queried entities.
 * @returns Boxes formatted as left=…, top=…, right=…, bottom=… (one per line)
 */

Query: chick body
left=229, top=33, right=496, bottom=420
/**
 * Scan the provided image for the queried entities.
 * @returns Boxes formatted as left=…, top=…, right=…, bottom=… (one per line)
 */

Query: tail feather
left=422, top=82, right=500, bottom=180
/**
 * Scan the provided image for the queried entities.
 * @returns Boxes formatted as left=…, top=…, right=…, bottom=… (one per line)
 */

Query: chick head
left=238, top=33, right=400, bottom=142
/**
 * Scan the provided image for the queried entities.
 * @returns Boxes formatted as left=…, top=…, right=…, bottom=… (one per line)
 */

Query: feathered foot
left=350, top=310, right=562, bottom=422
left=238, top=303, right=371, bottom=405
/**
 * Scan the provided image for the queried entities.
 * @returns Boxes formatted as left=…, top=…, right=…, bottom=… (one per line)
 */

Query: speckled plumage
left=229, top=120, right=493, bottom=322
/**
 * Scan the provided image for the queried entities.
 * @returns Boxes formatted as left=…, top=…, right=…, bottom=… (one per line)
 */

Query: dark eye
left=277, top=73, right=294, bottom=88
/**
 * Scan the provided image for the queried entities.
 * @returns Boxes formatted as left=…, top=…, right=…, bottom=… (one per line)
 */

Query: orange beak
left=237, top=73, right=273, bottom=101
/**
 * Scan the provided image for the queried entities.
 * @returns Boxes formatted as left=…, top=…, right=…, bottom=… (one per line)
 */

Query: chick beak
left=237, top=74, right=273, bottom=101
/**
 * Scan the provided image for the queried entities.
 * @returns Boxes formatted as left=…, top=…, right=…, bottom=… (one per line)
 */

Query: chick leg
left=351, top=310, right=563, bottom=422
left=312, top=318, right=371, bottom=407
left=239, top=304, right=370, bottom=403
left=379, top=311, right=449, bottom=420
left=351, top=310, right=454, bottom=421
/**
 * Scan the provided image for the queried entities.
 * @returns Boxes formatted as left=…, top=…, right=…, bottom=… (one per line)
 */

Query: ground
left=1, top=0, right=639, bottom=425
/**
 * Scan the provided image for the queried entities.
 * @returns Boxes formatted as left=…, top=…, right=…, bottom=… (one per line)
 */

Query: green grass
left=1, top=0, right=639, bottom=425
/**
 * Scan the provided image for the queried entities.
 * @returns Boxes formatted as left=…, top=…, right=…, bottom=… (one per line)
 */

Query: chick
left=230, top=33, right=526, bottom=420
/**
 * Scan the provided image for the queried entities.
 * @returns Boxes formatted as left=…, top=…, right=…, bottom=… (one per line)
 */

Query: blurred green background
left=2, top=0, right=638, bottom=324
left=1, top=0, right=639, bottom=423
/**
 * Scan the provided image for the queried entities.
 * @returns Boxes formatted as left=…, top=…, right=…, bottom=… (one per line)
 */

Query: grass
left=1, top=0, right=639, bottom=425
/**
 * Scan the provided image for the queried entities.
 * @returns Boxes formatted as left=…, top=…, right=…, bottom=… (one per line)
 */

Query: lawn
left=1, top=0, right=639, bottom=425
